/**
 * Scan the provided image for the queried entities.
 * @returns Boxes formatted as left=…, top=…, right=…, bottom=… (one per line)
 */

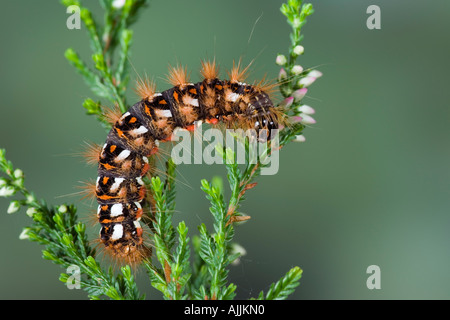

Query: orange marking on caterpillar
left=145, top=105, right=151, bottom=116
left=102, top=163, right=116, bottom=170
left=141, top=163, right=150, bottom=175
left=136, top=208, right=143, bottom=219
left=150, top=147, right=159, bottom=155
left=98, top=194, right=116, bottom=201
left=115, top=127, right=125, bottom=138
left=138, top=186, right=146, bottom=199
left=206, top=118, right=219, bottom=125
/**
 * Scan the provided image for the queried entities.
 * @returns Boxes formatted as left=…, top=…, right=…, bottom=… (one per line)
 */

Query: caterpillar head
left=249, top=92, right=281, bottom=141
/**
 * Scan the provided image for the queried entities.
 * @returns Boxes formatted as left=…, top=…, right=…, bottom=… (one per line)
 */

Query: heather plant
left=1, top=0, right=320, bottom=300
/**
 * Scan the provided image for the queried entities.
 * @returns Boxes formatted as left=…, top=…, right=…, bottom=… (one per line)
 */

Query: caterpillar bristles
left=167, top=64, right=190, bottom=87
left=77, top=179, right=97, bottom=202
left=253, top=74, right=280, bottom=101
left=85, top=206, right=102, bottom=229
left=228, top=59, right=252, bottom=83
left=90, top=232, right=153, bottom=269
left=134, top=75, right=156, bottom=101
left=101, top=103, right=123, bottom=126
left=200, top=58, right=219, bottom=80
left=81, top=141, right=102, bottom=166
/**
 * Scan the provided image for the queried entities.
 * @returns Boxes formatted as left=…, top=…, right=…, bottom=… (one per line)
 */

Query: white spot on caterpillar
left=134, top=201, right=142, bottom=209
left=155, top=109, right=173, bottom=118
left=161, top=109, right=173, bottom=117
left=191, top=99, right=199, bottom=107
left=227, top=92, right=240, bottom=102
left=133, top=220, right=141, bottom=229
left=120, top=112, right=131, bottom=122
left=132, top=126, right=148, bottom=135
left=111, top=224, right=124, bottom=240
left=182, top=95, right=199, bottom=107
left=110, top=203, right=124, bottom=217
left=110, top=177, right=124, bottom=192
left=136, top=177, right=144, bottom=186
left=115, top=149, right=131, bottom=161
left=142, top=156, right=149, bottom=164
left=100, top=144, right=108, bottom=157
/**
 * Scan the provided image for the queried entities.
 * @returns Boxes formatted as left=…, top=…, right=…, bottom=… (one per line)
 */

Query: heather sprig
left=0, top=148, right=144, bottom=300
left=1, top=0, right=321, bottom=300
left=277, top=0, right=321, bottom=145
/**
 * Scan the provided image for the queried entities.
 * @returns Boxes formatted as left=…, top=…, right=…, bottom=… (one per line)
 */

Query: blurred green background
left=1, top=0, right=450, bottom=300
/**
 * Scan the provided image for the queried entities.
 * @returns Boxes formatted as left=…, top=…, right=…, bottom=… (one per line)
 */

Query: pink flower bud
left=293, top=45, right=304, bottom=55
left=297, top=105, right=315, bottom=115
left=291, top=116, right=303, bottom=123
left=278, top=68, right=287, bottom=81
left=292, top=88, right=308, bottom=101
left=276, top=54, right=287, bottom=66
left=300, top=114, right=316, bottom=125
left=280, top=96, right=294, bottom=108
left=291, top=65, right=303, bottom=75
left=308, top=70, right=323, bottom=78
left=298, top=76, right=316, bottom=88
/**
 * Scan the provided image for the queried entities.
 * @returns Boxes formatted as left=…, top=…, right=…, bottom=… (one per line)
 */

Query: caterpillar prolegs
left=94, top=61, right=284, bottom=264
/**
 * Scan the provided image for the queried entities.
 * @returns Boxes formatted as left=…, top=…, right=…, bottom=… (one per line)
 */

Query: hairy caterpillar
left=93, top=60, right=284, bottom=264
